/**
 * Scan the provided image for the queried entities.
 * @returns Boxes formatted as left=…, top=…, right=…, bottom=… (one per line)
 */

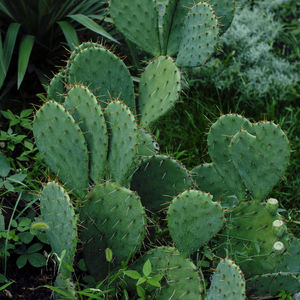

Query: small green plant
left=124, top=259, right=163, bottom=300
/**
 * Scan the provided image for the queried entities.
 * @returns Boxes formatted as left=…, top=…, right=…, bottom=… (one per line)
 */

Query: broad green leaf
left=7, top=173, right=27, bottom=183
left=27, top=242, right=43, bottom=253
left=18, top=232, right=34, bottom=244
left=58, top=21, right=79, bottom=50
left=136, top=277, right=147, bottom=286
left=28, top=253, right=46, bottom=267
left=16, top=255, right=28, bottom=269
left=17, top=35, right=35, bottom=89
left=136, top=286, right=145, bottom=298
left=68, top=14, right=119, bottom=44
left=0, top=152, right=10, bottom=177
left=20, top=108, right=33, bottom=118
left=142, top=259, right=151, bottom=277
left=147, top=277, right=162, bottom=288
left=4, top=23, right=21, bottom=70
left=124, top=270, right=141, bottom=280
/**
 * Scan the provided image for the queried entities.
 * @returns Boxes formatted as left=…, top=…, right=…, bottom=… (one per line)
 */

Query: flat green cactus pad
left=127, top=247, right=204, bottom=299
left=207, top=258, right=246, bottom=300
left=105, top=100, right=138, bottom=185
left=176, top=1, right=219, bottom=67
left=33, top=101, right=89, bottom=197
left=230, top=121, right=290, bottom=200
left=137, top=128, right=160, bottom=157
left=65, top=85, right=108, bottom=184
left=130, top=155, right=193, bottom=213
left=80, top=182, right=146, bottom=280
left=139, top=56, right=181, bottom=128
left=67, top=46, right=135, bottom=112
left=168, top=190, right=224, bottom=256
left=109, top=0, right=161, bottom=56
left=40, top=182, right=77, bottom=279
left=47, top=70, right=66, bottom=103
left=191, top=163, right=239, bottom=208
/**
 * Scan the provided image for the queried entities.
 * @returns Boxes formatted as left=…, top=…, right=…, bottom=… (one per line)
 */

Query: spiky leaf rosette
left=168, top=190, right=224, bottom=256
left=109, top=0, right=161, bottom=56
left=207, top=114, right=252, bottom=201
left=176, top=2, right=219, bottom=67
left=47, top=70, right=66, bottom=103
left=138, top=56, right=181, bottom=128
left=219, top=200, right=291, bottom=277
left=137, top=128, right=160, bottom=157
left=64, top=85, right=108, bottom=184
left=191, top=163, right=239, bottom=208
left=207, top=258, right=246, bottom=300
left=40, top=182, right=77, bottom=279
left=67, top=46, right=135, bottom=112
left=33, top=101, right=89, bottom=197
left=230, top=121, right=290, bottom=201
left=127, top=247, right=204, bottom=299
left=208, top=0, right=236, bottom=35
left=104, top=100, right=138, bottom=186
left=130, top=155, right=193, bottom=213
left=80, top=182, right=146, bottom=280
left=247, top=272, right=300, bottom=296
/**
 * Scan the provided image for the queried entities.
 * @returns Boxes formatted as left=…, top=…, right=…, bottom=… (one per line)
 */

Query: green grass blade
left=57, top=21, right=79, bottom=50
left=17, top=34, right=35, bottom=89
left=0, top=2, right=13, bottom=18
left=4, top=23, right=20, bottom=70
left=0, top=34, right=5, bottom=77
left=68, top=14, right=119, bottom=44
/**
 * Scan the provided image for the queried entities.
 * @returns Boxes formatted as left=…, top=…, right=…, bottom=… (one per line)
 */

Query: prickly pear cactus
left=104, top=100, right=138, bottom=185
left=138, top=56, right=181, bottom=128
left=80, top=182, right=146, bottom=280
left=230, top=121, right=290, bottom=201
left=67, top=45, right=135, bottom=111
left=47, top=70, right=66, bottom=103
left=64, top=85, right=108, bottom=184
left=167, top=190, right=224, bottom=256
left=130, top=155, right=193, bottom=212
left=176, top=1, right=219, bottom=67
left=136, top=128, right=160, bottom=157
left=33, top=101, right=89, bottom=197
left=127, top=247, right=204, bottom=299
left=207, top=258, right=246, bottom=300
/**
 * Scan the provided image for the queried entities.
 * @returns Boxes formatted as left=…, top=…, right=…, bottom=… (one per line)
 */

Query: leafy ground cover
left=0, top=0, right=299, bottom=299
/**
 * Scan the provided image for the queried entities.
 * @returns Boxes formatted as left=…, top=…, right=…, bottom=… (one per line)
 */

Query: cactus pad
left=33, top=101, right=89, bottom=196
left=137, top=128, right=160, bottom=157
left=207, top=258, right=246, bottom=300
left=105, top=100, right=138, bottom=185
left=168, top=190, right=224, bottom=256
left=139, top=56, right=181, bottom=128
left=130, top=155, right=193, bottom=213
left=67, top=46, right=135, bottom=111
left=230, top=121, right=290, bottom=200
left=80, top=182, right=146, bottom=279
left=64, top=85, right=108, bottom=184
left=176, top=2, right=219, bottom=67
left=47, top=70, right=66, bottom=103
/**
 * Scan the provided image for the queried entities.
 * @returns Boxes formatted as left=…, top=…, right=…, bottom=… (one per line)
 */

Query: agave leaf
left=58, top=21, right=79, bottom=50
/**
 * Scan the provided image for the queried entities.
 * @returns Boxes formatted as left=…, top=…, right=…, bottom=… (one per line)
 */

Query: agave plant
left=0, top=0, right=117, bottom=91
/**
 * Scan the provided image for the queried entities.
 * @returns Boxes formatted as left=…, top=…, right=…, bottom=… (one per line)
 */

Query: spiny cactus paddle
left=67, top=45, right=135, bottom=111
left=33, top=101, right=89, bottom=197
left=39, top=182, right=77, bottom=298
left=47, top=70, right=66, bottom=103
left=230, top=121, right=290, bottom=200
left=104, top=100, right=138, bottom=186
left=207, top=258, right=246, bottom=300
left=176, top=1, right=219, bottom=67
left=138, top=56, right=181, bottom=128
left=137, top=128, right=160, bottom=157
left=64, top=84, right=108, bottom=184
left=167, top=190, right=224, bottom=256
left=127, top=247, right=204, bottom=300
left=130, top=155, right=193, bottom=212
left=80, top=182, right=146, bottom=280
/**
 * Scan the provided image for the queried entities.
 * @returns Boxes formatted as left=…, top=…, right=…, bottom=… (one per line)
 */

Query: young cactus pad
left=80, top=182, right=146, bottom=279
left=167, top=190, right=224, bottom=256
left=130, top=155, right=193, bottom=213
left=40, top=182, right=77, bottom=279
left=176, top=1, right=219, bottom=67
left=67, top=46, right=135, bottom=111
left=104, top=100, right=138, bottom=185
left=33, top=101, right=89, bottom=197
left=64, top=85, right=108, bottom=184
left=127, top=247, right=204, bottom=299
left=47, top=70, right=66, bottom=103
left=207, top=258, right=246, bottom=300
left=138, top=56, right=181, bottom=128
left=136, top=128, right=160, bottom=156
left=230, top=121, right=290, bottom=200
left=109, top=0, right=161, bottom=56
